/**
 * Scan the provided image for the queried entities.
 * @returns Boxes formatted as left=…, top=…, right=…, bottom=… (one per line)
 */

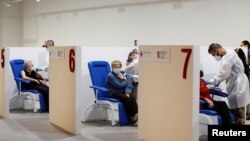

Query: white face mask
left=113, top=68, right=121, bottom=74
left=214, top=55, right=222, bottom=61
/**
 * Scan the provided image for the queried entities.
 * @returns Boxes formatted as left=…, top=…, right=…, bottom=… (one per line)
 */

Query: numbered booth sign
left=69, top=49, right=75, bottom=73
left=1, top=49, right=4, bottom=68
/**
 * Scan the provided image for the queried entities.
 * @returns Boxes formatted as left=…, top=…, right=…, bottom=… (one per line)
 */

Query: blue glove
left=214, top=81, right=220, bottom=87
left=125, top=74, right=133, bottom=79
left=35, top=67, right=43, bottom=72
left=205, top=80, right=211, bottom=84
left=125, top=84, right=134, bottom=94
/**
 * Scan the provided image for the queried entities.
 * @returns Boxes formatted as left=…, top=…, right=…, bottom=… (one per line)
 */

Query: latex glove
left=125, top=74, right=134, bottom=79
left=214, top=81, right=220, bottom=87
left=205, top=80, right=211, bottom=84
left=35, top=67, right=43, bottom=72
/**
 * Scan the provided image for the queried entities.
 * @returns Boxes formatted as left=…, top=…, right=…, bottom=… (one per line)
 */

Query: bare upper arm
left=21, top=70, right=26, bottom=78
left=36, top=72, right=44, bottom=79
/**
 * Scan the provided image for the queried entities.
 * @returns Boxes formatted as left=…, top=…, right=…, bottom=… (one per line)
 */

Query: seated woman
left=200, top=70, right=232, bottom=125
left=21, top=61, right=49, bottom=112
left=106, top=60, right=138, bottom=123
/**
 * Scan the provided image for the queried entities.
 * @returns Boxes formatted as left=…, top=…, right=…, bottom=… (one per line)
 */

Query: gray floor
left=2, top=111, right=247, bottom=141
left=0, top=111, right=139, bottom=141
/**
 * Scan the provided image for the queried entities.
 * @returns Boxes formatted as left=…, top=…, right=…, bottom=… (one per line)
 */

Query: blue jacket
left=106, top=72, right=128, bottom=96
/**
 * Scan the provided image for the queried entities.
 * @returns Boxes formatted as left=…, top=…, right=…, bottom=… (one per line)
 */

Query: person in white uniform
left=208, top=43, right=250, bottom=124
left=124, top=49, right=139, bottom=99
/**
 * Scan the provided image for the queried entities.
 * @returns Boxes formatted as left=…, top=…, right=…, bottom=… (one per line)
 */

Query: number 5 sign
left=1, top=49, right=4, bottom=69
left=69, top=49, right=75, bottom=73
left=181, top=48, right=192, bottom=79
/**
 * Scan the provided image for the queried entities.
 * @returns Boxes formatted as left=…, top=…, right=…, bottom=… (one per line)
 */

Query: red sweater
left=200, top=78, right=212, bottom=100
left=200, top=79, right=212, bottom=109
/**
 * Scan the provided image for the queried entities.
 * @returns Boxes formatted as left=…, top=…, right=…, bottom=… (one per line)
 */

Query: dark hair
left=200, top=70, right=204, bottom=77
left=208, top=43, right=222, bottom=53
left=132, top=49, right=138, bottom=54
left=126, top=52, right=136, bottom=64
left=235, top=48, right=249, bottom=78
left=241, top=40, right=250, bottom=48
left=46, top=40, right=54, bottom=46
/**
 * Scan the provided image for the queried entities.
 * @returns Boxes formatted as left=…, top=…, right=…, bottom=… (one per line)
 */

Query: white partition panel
left=0, top=47, right=5, bottom=117
left=49, top=46, right=81, bottom=134
left=138, top=45, right=199, bottom=141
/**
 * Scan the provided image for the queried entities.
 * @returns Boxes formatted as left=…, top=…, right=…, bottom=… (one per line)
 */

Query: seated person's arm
left=200, top=95, right=214, bottom=108
left=35, top=72, right=44, bottom=80
left=21, top=70, right=39, bottom=84
left=107, top=73, right=128, bottom=88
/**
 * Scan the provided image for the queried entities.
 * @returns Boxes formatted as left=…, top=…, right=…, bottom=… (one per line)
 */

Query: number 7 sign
left=181, top=48, right=192, bottom=79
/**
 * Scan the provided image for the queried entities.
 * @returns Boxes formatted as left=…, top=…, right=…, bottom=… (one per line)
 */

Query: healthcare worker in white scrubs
left=207, top=43, right=250, bottom=125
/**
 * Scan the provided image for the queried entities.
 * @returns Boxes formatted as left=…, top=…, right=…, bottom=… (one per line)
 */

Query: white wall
left=1, top=1, right=23, bottom=46
left=22, top=0, right=250, bottom=47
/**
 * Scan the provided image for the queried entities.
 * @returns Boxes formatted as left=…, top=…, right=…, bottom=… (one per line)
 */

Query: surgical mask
left=113, top=68, right=121, bottom=74
left=214, top=55, right=222, bottom=61
left=133, top=57, right=139, bottom=63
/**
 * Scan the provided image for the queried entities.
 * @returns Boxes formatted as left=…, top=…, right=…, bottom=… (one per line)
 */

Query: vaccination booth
left=3, top=47, right=48, bottom=117
left=138, top=45, right=199, bottom=141
left=0, top=45, right=135, bottom=134
left=0, top=45, right=242, bottom=139
left=49, top=46, right=135, bottom=134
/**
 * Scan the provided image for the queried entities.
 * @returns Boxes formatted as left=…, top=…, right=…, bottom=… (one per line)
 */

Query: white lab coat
left=124, top=59, right=139, bottom=82
left=210, top=49, right=250, bottom=109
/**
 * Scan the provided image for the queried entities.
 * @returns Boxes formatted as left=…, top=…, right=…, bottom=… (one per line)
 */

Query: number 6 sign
left=69, top=49, right=75, bottom=73
left=181, top=48, right=192, bottom=79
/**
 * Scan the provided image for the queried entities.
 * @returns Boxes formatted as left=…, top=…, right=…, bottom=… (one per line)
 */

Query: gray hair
left=23, top=60, right=33, bottom=70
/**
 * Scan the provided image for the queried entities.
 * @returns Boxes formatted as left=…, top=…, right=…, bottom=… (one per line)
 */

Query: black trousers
left=33, top=84, right=49, bottom=111
left=204, top=101, right=232, bottom=125
left=110, top=93, right=138, bottom=120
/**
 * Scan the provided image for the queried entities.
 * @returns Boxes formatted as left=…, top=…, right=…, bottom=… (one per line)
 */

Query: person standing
left=240, top=40, right=250, bottom=66
left=42, top=40, right=54, bottom=48
left=125, top=49, right=139, bottom=99
left=207, top=43, right=250, bottom=124
left=240, top=40, right=250, bottom=120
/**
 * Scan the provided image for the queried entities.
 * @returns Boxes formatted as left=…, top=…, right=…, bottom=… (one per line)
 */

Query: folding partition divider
left=49, top=46, right=81, bottom=134
left=0, top=47, right=5, bottom=118
left=138, top=45, right=199, bottom=141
